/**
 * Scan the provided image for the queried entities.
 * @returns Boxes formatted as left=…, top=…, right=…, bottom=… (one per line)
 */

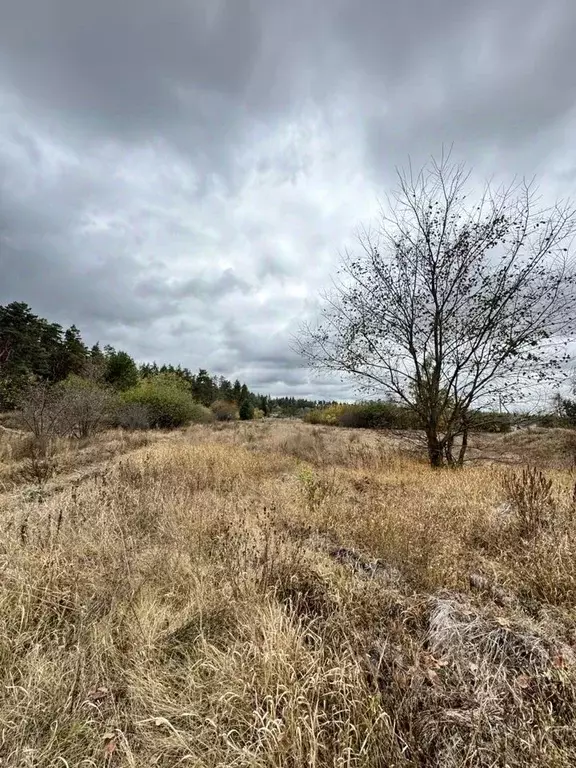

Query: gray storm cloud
left=1, top=0, right=575, bottom=399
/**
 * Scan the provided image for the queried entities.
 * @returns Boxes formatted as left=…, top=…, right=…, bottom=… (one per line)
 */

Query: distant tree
left=232, top=379, right=242, bottom=404
left=0, top=302, right=64, bottom=407
left=0, top=301, right=264, bottom=422
left=193, top=369, right=216, bottom=406
left=267, top=397, right=324, bottom=417
left=87, top=342, right=106, bottom=380
left=90, top=343, right=105, bottom=364
left=0, top=338, right=11, bottom=369
left=239, top=399, right=254, bottom=421
left=104, top=349, right=139, bottom=391
left=218, top=376, right=233, bottom=401
left=81, top=343, right=107, bottom=384
left=181, top=367, right=193, bottom=385
left=140, top=361, right=159, bottom=378
left=554, top=393, right=576, bottom=427
left=298, top=154, right=576, bottom=467
left=55, top=325, right=89, bottom=379
left=0, top=302, right=57, bottom=378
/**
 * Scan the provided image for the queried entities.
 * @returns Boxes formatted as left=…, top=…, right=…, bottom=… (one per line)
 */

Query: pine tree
left=239, top=399, right=254, bottom=421
left=218, top=376, right=233, bottom=401
left=194, top=369, right=216, bottom=406
left=90, top=343, right=105, bottom=362
left=104, top=349, right=139, bottom=391
left=0, top=302, right=65, bottom=407
left=59, top=325, right=88, bottom=378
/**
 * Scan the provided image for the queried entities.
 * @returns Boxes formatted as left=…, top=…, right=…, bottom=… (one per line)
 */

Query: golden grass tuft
left=1, top=420, right=576, bottom=765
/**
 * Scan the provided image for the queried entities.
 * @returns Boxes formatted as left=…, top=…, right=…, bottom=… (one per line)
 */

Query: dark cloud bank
left=1, top=0, right=575, bottom=398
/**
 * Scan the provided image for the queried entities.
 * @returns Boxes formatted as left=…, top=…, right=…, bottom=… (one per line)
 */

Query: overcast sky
left=1, top=0, right=576, bottom=399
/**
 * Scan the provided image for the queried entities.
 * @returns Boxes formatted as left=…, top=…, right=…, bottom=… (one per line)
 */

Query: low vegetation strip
left=1, top=421, right=576, bottom=765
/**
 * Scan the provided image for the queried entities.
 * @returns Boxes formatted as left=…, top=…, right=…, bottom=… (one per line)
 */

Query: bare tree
left=18, top=377, right=114, bottom=441
left=297, top=155, right=576, bottom=467
left=18, top=381, right=69, bottom=440
left=59, top=377, right=115, bottom=438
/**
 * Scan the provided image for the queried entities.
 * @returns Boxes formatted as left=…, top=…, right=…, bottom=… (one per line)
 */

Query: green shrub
left=122, top=377, right=211, bottom=429
left=304, top=403, right=347, bottom=425
left=188, top=403, right=214, bottom=424
left=303, top=409, right=324, bottom=425
left=338, top=401, right=420, bottom=430
left=239, top=399, right=255, bottom=421
left=305, top=401, right=420, bottom=430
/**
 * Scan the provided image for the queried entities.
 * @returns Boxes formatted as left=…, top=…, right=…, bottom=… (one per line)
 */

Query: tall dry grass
left=1, top=420, right=576, bottom=765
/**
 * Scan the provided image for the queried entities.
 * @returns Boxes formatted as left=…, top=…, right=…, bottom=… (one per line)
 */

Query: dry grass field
left=1, top=420, right=576, bottom=766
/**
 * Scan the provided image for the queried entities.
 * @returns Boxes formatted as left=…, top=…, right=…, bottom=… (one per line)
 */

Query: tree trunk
left=456, top=427, right=468, bottom=467
left=444, top=433, right=455, bottom=467
left=426, top=429, right=445, bottom=468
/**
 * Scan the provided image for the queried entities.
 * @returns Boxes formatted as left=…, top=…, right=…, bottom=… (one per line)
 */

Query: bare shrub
left=19, top=435, right=58, bottom=484
left=114, top=402, right=152, bottom=430
left=211, top=399, right=239, bottom=421
left=15, top=383, right=67, bottom=483
left=17, top=377, right=115, bottom=442
left=18, top=381, right=68, bottom=439
left=59, top=376, right=116, bottom=438
left=503, top=466, right=556, bottom=536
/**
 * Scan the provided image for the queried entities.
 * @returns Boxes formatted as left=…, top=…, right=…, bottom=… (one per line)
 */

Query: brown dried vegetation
left=1, top=420, right=576, bottom=765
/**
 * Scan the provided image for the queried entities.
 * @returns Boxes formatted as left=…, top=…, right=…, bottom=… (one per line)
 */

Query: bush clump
left=211, top=400, right=239, bottom=422
left=339, top=401, right=420, bottom=430
left=18, top=376, right=117, bottom=439
left=306, top=401, right=515, bottom=433
left=305, top=401, right=420, bottom=430
left=305, top=403, right=348, bottom=425
left=58, top=375, right=117, bottom=437
left=468, top=410, right=513, bottom=433
left=122, top=375, right=212, bottom=429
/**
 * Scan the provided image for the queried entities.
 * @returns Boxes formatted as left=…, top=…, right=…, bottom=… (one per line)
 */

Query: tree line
left=0, top=301, right=330, bottom=421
